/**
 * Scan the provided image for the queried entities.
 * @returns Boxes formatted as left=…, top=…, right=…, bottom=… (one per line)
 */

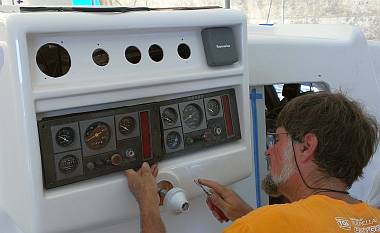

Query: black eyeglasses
left=266, top=132, right=289, bottom=148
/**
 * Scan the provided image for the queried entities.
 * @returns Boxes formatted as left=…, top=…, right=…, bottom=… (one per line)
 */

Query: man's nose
left=265, top=146, right=272, bottom=157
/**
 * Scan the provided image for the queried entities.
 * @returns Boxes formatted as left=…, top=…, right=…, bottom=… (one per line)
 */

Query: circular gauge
left=58, top=155, right=79, bottom=174
left=118, top=116, right=136, bottom=135
left=207, top=99, right=221, bottom=116
left=162, top=107, right=178, bottom=127
left=84, top=121, right=111, bottom=150
left=55, top=127, right=75, bottom=147
left=166, top=131, right=182, bottom=149
left=182, top=103, right=203, bottom=129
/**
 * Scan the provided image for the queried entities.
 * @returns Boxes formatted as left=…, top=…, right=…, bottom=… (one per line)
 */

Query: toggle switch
left=86, top=162, right=95, bottom=170
left=125, top=148, right=136, bottom=159
left=213, top=127, right=222, bottom=136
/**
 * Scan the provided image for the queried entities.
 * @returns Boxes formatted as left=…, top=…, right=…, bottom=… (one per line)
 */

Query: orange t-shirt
left=224, top=195, right=380, bottom=233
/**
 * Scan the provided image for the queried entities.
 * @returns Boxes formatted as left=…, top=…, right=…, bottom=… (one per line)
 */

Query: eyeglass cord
left=291, top=141, right=349, bottom=195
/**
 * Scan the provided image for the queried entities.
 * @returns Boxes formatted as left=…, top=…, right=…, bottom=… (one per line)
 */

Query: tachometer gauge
left=118, top=116, right=136, bottom=135
left=84, top=121, right=111, bottom=150
left=55, top=127, right=75, bottom=147
left=166, top=131, right=182, bottom=149
left=162, top=107, right=178, bottom=127
left=206, top=99, right=220, bottom=116
left=182, top=103, right=203, bottom=129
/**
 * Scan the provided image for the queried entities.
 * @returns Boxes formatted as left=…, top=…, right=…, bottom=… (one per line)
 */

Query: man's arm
left=198, top=179, right=253, bottom=221
left=125, top=163, right=165, bottom=233
left=139, top=203, right=165, bottom=233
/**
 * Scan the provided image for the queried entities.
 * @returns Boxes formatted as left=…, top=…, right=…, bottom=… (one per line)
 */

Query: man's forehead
left=276, top=127, right=287, bottom=134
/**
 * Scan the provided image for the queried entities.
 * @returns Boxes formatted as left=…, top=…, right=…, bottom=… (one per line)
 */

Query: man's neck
left=279, top=172, right=359, bottom=204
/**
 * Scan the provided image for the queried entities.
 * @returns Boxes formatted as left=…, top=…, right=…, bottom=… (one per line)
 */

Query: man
left=125, top=92, right=380, bottom=233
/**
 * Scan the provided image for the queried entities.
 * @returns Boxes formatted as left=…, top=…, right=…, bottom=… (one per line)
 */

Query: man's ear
left=298, top=133, right=318, bottom=163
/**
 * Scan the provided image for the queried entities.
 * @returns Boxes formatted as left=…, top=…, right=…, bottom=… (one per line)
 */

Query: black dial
left=166, top=131, right=182, bottom=149
left=207, top=99, right=221, bottom=116
left=118, top=116, right=136, bottom=135
left=55, top=127, right=75, bottom=147
left=182, top=103, right=203, bottom=129
left=58, top=155, right=79, bottom=174
left=162, top=107, right=178, bottom=127
left=84, top=121, right=111, bottom=150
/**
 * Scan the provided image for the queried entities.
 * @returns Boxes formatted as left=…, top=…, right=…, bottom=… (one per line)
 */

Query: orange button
left=111, top=154, right=123, bottom=166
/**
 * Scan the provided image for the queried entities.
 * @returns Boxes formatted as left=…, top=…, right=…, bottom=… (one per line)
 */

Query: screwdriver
left=194, top=179, right=229, bottom=222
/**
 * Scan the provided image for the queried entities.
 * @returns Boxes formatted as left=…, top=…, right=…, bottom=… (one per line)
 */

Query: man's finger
left=124, top=169, right=136, bottom=177
left=151, top=164, right=158, bottom=177
left=141, top=162, right=152, bottom=177
left=208, top=192, right=229, bottom=212
left=125, top=169, right=139, bottom=191
left=198, top=179, right=226, bottom=197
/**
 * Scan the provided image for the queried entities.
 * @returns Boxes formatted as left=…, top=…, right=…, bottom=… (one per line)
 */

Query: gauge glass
left=84, top=121, right=111, bottom=150
left=182, top=103, right=203, bottom=129
left=58, top=155, right=79, bottom=174
left=55, top=127, right=75, bottom=147
left=207, top=99, right=221, bottom=116
left=166, top=131, right=182, bottom=149
left=119, top=116, right=136, bottom=135
left=162, top=107, right=178, bottom=127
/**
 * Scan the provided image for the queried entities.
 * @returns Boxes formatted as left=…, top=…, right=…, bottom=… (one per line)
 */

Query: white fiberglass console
left=248, top=24, right=380, bottom=203
left=0, top=7, right=252, bottom=233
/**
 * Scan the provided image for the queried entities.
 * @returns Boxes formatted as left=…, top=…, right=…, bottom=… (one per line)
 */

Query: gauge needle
left=86, top=129, right=105, bottom=142
left=208, top=108, right=214, bottom=113
left=120, top=125, right=128, bottom=130
left=184, top=114, right=193, bottom=122
left=58, top=136, right=69, bottom=142
left=163, top=115, right=173, bottom=123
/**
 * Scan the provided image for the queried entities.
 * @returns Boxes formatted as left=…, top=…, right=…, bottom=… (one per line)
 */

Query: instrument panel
left=38, top=89, right=241, bottom=189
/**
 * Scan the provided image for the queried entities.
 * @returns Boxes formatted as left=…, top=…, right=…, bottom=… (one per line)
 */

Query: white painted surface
left=248, top=24, right=380, bottom=201
left=0, top=210, right=24, bottom=233
left=0, top=45, right=3, bottom=72
left=0, top=8, right=253, bottom=233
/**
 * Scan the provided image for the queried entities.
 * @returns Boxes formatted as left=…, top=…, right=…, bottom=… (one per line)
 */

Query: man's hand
left=198, top=179, right=253, bottom=221
left=125, top=162, right=159, bottom=209
left=125, top=163, right=165, bottom=233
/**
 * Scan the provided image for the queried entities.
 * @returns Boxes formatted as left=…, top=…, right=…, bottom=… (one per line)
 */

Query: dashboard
left=38, top=88, right=241, bottom=189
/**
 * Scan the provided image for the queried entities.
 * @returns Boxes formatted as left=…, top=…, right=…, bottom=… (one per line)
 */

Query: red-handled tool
left=194, top=180, right=229, bottom=222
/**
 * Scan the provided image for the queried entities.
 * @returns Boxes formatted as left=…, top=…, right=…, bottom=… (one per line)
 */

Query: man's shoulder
left=238, top=202, right=300, bottom=224
left=223, top=203, right=301, bottom=233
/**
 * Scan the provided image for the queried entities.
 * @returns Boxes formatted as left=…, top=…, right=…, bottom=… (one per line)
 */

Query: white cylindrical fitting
left=163, top=187, right=189, bottom=214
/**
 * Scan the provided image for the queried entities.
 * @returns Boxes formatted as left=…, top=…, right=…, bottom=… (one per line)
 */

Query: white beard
left=262, top=140, right=296, bottom=196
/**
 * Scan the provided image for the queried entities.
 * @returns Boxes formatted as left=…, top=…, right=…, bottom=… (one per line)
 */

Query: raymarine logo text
left=216, top=44, right=231, bottom=49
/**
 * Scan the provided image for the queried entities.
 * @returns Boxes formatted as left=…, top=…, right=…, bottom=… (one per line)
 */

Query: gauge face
left=162, top=107, right=178, bottom=127
left=84, top=121, right=111, bottom=150
left=58, top=155, right=79, bottom=174
left=118, top=116, right=136, bottom=135
left=55, top=127, right=75, bottom=147
left=182, top=103, right=203, bottom=129
left=207, top=99, right=221, bottom=116
left=166, top=131, right=182, bottom=149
